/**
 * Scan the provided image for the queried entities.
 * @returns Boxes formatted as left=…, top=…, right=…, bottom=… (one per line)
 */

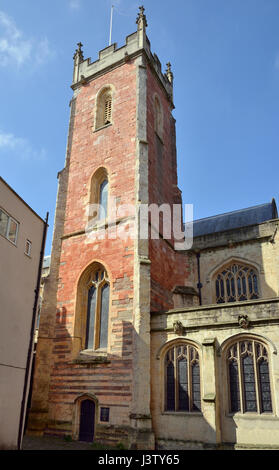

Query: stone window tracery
left=214, top=262, right=259, bottom=304
left=85, top=265, right=110, bottom=350
left=164, top=343, right=201, bottom=413
left=227, top=339, right=272, bottom=414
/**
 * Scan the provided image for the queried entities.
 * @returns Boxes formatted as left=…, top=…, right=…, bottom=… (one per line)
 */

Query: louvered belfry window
left=165, top=344, right=201, bottom=413
left=95, top=87, right=113, bottom=130
left=215, top=263, right=259, bottom=303
left=227, top=340, right=272, bottom=414
left=104, top=95, right=112, bottom=125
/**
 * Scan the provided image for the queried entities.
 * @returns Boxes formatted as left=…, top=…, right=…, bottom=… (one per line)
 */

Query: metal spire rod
left=109, top=4, right=114, bottom=46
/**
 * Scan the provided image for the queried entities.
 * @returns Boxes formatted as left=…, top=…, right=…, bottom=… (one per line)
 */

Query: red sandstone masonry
left=146, top=65, right=190, bottom=311
left=44, top=61, right=138, bottom=426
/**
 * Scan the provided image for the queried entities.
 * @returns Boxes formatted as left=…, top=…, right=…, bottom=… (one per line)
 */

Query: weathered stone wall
left=146, top=64, right=191, bottom=313
left=28, top=59, right=139, bottom=444
left=151, top=297, right=279, bottom=449
left=193, top=220, right=279, bottom=305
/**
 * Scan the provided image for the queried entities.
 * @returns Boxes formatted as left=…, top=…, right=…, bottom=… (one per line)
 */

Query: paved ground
left=22, top=434, right=113, bottom=451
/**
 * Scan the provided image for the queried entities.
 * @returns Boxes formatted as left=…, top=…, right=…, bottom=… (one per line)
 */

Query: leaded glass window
left=227, top=340, right=272, bottom=414
left=85, top=266, right=110, bottom=350
left=215, top=263, right=259, bottom=304
left=165, top=344, right=201, bottom=413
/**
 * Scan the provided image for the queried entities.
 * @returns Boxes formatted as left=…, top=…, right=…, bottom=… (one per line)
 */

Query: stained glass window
left=215, top=263, right=259, bottom=303
left=99, top=283, right=110, bottom=349
left=85, top=266, right=110, bottom=350
left=85, top=286, right=97, bottom=349
left=165, top=344, right=201, bottom=413
left=227, top=340, right=272, bottom=414
left=166, top=362, right=175, bottom=411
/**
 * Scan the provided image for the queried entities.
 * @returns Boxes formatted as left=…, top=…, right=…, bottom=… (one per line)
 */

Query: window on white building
left=0, top=208, right=19, bottom=245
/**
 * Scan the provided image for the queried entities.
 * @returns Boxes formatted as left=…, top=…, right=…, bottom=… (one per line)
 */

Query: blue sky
left=1, top=0, right=279, bottom=255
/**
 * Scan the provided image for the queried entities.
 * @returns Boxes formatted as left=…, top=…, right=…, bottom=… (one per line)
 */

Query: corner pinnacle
left=73, top=42, right=84, bottom=62
left=136, top=5, right=148, bottom=30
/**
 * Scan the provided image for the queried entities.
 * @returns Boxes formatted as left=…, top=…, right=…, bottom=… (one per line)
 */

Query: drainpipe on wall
left=196, top=252, right=202, bottom=306
left=17, top=212, right=49, bottom=450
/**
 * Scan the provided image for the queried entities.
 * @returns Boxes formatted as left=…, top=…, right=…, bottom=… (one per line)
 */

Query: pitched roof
left=193, top=199, right=278, bottom=238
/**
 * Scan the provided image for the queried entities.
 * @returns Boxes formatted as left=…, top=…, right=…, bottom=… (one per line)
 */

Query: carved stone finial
left=166, top=62, right=173, bottom=84
left=73, top=42, right=84, bottom=63
left=238, top=315, right=250, bottom=329
left=173, top=320, right=185, bottom=336
left=136, top=5, right=148, bottom=30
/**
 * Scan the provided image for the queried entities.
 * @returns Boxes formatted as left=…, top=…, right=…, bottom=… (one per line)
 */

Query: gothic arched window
left=85, top=265, right=110, bottom=350
left=165, top=343, right=201, bottom=413
left=99, top=178, right=108, bottom=220
left=214, top=262, right=259, bottom=304
left=88, top=168, right=109, bottom=223
left=227, top=339, right=272, bottom=414
left=95, top=87, right=113, bottom=130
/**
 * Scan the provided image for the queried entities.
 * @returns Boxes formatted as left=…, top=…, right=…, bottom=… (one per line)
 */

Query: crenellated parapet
left=72, top=6, right=174, bottom=105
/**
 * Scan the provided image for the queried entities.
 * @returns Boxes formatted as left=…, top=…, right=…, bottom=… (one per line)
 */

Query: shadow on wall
left=149, top=329, right=220, bottom=450
left=26, top=310, right=153, bottom=449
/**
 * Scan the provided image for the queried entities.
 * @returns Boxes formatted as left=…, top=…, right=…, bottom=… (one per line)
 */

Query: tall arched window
left=95, top=86, right=113, bottom=130
left=226, top=339, right=272, bottom=414
left=165, top=343, right=201, bottom=412
left=85, top=265, right=110, bottom=350
left=88, top=168, right=109, bottom=223
left=214, top=262, right=259, bottom=304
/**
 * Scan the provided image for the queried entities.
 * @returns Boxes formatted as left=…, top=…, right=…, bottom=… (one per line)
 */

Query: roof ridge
left=193, top=202, right=272, bottom=224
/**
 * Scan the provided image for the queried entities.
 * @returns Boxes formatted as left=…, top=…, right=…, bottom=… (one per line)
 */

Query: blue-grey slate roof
left=193, top=199, right=278, bottom=238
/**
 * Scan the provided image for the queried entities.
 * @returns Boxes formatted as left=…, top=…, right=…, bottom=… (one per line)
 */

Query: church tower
left=27, top=7, right=190, bottom=449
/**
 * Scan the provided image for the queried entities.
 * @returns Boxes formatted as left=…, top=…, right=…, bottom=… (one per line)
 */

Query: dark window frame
left=85, top=266, right=110, bottom=351
left=164, top=343, right=201, bottom=413
left=0, top=207, right=19, bottom=245
left=215, top=263, right=260, bottom=304
left=227, top=339, right=273, bottom=415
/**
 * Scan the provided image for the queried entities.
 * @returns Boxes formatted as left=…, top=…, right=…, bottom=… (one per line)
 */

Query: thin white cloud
left=35, top=37, right=53, bottom=65
left=0, top=130, right=46, bottom=161
left=69, top=0, right=81, bottom=10
left=0, top=10, right=53, bottom=68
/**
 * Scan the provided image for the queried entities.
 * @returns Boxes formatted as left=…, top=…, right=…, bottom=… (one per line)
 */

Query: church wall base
left=27, top=418, right=155, bottom=450
left=156, top=439, right=279, bottom=451
left=26, top=410, right=49, bottom=436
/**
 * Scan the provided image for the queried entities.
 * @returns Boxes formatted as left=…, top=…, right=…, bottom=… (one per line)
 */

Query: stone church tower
left=28, top=6, right=279, bottom=450
left=27, top=7, right=191, bottom=449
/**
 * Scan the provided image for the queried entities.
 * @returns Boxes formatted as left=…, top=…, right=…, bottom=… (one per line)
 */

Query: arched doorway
left=79, top=399, right=95, bottom=442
